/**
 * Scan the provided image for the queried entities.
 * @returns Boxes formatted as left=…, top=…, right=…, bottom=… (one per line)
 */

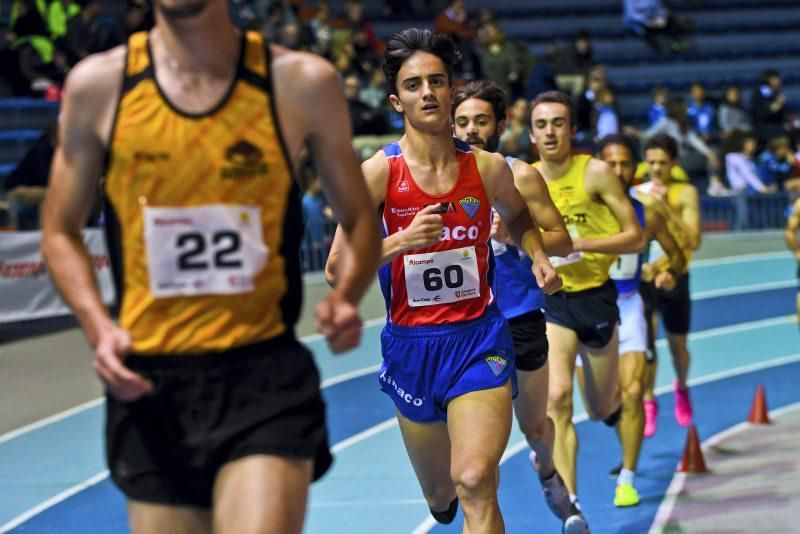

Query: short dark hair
left=760, top=68, right=780, bottom=84
left=530, top=90, right=575, bottom=126
left=382, top=28, right=461, bottom=92
left=596, top=134, right=639, bottom=164
left=453, top=80, right=507, bottom=123
left=645, top=133, right=679, bottom=161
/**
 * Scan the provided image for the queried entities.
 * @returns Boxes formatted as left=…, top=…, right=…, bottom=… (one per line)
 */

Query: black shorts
left=544, top=280, right=619, bottom=349
left=106, top=333, right=332, bottom=509
left=641, top=272, right=691, bottom=336
left=508, top=309, right=548, bottom=372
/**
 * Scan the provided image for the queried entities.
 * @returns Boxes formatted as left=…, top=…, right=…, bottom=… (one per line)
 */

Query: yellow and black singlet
left=537, top=154, right=621, bottom=292
left=103, top=31, right=302, bottom=355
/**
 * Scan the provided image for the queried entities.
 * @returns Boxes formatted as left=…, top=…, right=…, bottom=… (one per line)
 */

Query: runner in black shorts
left=453, top=81, right=586, bottom=531
left=40, top=1, right=381, bottom=530
left=639, top=135, right=701, bottom=437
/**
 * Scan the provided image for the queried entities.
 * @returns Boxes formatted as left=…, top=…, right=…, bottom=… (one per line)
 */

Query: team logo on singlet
left=459, top=196, right=480, bottom=218
left=220, top=140, right=269, bottom=179
left=397, top=180, right=409, bottom=192
left=485, top=355, right=508, bottom=377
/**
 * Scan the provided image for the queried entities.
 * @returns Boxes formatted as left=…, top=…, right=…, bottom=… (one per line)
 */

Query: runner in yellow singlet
left=39, top=0, right=380, bottom=531
left=638, top=133, right=701, bottom=438
left=529, top=91, right=644, bottom=521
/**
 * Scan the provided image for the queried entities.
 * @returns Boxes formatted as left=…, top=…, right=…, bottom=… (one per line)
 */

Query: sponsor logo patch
left=485, top=355, right=508, bottom=377
left=460, top=196, right=481, bottom=218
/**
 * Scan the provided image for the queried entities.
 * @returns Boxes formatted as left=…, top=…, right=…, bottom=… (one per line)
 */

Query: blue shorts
left=379, top=307, right=516, bottom=423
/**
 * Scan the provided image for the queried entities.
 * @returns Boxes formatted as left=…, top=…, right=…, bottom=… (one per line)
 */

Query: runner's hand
left=92, top=325, right=152, bottom=401
left=316, top=291, right=363, bottom=354
left=402, top=204, right=443, bottom=250
left=532, top=255, right=562, bottom=295
left=641, top=262, right=656, bottom=282
left=654, top=270, right=676, bottom=291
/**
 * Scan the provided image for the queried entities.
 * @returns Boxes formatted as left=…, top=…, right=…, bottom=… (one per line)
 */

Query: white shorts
left=575, top=290, right=645, bottom=367
left=617, top=290, right=647, bottom=355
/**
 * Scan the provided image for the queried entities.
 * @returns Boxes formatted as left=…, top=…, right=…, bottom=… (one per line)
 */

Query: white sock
left=617, top=468, right=635, bottom=486
left=569, top=493, right=578, bottom=504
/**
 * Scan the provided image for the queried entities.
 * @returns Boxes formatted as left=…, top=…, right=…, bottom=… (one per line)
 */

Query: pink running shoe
left=674, top=380, right=693, bottom=427
left=643, top=399, right=658, bottom=438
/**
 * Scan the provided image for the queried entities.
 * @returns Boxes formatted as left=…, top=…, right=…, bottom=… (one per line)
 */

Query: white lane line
left=320, top=364, right=381, bottom=389
left=0, top=398, right=104, bottom=445
left=0, top=470, right=109, bottom=533
left=311, top=498, right=427, bottom=508
left=690, top=251, right=791, bottom=267
left=300, top=317, right=386, bottom=344
left=692, top=280, right=796, bottom=300
left=650, top=401, right=800, bottom=534
left=330, top=418, right=398, bottom=454
left=655, top=315, right=795, bottom=349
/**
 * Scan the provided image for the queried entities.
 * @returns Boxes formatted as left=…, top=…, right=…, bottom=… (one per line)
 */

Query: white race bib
left=404, top=246, right=480, bottom=307
left=491, top=238, right=508, bottom=256
left=550, top=223, right=583, bottom=268
left=648, top=239, right=665, bottom=262
left=609, top=253, right=639, bottom=280
left=144, top=205, right=268, bottom=297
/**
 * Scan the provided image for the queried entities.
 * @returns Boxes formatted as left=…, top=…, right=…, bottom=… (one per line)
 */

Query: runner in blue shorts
left=327, top=30, right=561, bottom=531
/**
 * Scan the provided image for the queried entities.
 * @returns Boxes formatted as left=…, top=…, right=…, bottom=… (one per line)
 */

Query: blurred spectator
left=343, top=74, right=387, bottom=136
left=474, top=21, right=530, bottom=99
left=648, top=86, right=669, bottom=127
left=631, top=97, right=721, bottom=188
left=523, top=45, right=558, bottom=101
left=594, top=87, right=620, bottom=140
left=553, top=29, right=594, bottom=96
left=382, top=0, right=416, bottom=17
left=7, top=0, right=65, bottom=95
left=309, top=1, right=333, bottom=57
left=262, top=1, right=295, bottom=41
left=434, top=0, right=477, bottom=78
left=687, top=82, right=715, bottom=140
left=302, top=175, right=331, bottom=253
left=359, top=68, right=388, bottom=110
left=724, top=130, right=771, bottom=194
left=623, top=0, right=690, bottom=55
left=718, top=85, right=752, bottom=136
left=758, top=135, right=797, bottom=191
left=576, top=64, right=607, bottom=133
left=277, top=20, right=313, bottom=50
left=751, top=68, right=788, bottom=143
left=498, top=97, right=533, bottom=162
left=104, top=0, right=154, bottom=49
left=330, top=0, right=379, bottom=76
left=62, top=0, right=103, bottom=67
left=3, top=121, right=56, bottom=230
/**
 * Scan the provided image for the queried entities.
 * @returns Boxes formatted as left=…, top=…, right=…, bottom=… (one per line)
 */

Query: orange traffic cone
left=748, top=385, right=772, bottom=424
left=677, top=424, right=708, bottom=474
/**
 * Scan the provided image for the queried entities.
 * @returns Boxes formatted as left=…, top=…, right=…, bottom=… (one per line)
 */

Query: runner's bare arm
left=646, top=206, right=686, bottom=274
left=512, top=160, right=572, bottom=257
left=477, top=149, right=561, bottom=293
left=578, top=158, right=646, bottom=254
left=41, top=49, right=124, bottom=345
left=325, top=152, right=389, bottom=285
left=283, top=52, right=381, bottom=304
left=677, top=184, right=702, bottom=250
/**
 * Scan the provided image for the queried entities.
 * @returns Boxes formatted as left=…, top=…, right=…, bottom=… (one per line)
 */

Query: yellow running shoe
left=614, top=483, right=640, bottom=507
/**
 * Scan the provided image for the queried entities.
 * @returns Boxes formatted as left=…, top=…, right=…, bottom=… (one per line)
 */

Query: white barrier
left=0, top=229, right=116, bottom=324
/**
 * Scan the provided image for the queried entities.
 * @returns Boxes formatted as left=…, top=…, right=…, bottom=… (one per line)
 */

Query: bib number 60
left=422, top=264, right=464, bottom=291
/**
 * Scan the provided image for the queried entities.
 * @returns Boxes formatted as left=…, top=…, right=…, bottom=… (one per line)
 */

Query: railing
left=701, top=191, right=793, bottom=232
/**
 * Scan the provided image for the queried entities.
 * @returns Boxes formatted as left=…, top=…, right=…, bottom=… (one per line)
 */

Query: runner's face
left=645, top=148, right=674, bottom=183
left=389, top=52, right=454, bottom=133
left=453, top=97, right=502, bottom=152
left=530, top=102, right=572, bottom=161
left=602, top=143, right=636, bottom=188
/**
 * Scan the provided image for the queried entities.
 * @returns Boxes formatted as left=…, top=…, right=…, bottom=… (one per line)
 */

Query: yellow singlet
left=103, top=31, right=302, bottom=355
left=537, top=154, right=621, bottom=292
